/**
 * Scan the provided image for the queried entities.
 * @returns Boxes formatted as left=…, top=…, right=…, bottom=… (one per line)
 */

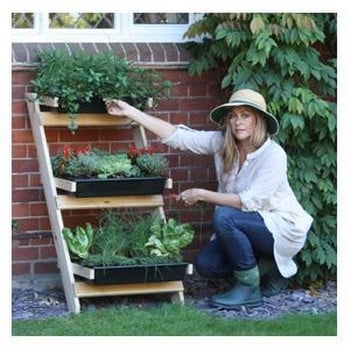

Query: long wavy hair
left=219, top=108, right=268, bottom=173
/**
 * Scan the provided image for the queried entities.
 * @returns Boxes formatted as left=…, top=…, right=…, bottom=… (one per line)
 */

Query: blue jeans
left=195, top=206, right=274, bottom=277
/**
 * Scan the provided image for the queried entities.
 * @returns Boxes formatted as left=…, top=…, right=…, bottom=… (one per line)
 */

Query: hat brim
left=209, top=101, right=279, bottom=135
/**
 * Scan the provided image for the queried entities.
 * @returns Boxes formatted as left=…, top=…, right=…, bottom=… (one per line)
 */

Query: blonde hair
left=220, top=109, right=268, bottom=173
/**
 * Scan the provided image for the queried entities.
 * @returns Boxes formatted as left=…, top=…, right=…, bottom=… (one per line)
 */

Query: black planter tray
left=79, top=263, right=190, bottom=285
left=39, top=97, right=107, bottom=113
left=55, top=176, right=167, bottom=197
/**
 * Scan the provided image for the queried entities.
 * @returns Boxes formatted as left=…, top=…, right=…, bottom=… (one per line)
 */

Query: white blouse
left=162, top=125, right=313, bottom=278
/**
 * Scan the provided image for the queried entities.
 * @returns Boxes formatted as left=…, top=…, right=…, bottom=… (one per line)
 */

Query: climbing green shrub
left=184, top=13, right=337, bottom=285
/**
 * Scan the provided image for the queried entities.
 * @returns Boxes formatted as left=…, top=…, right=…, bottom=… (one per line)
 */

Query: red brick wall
left=12, top=44, right=228, bottom=277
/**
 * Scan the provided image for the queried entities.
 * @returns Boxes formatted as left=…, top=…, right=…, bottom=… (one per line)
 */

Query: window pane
left=12, top=13, right=34, bottom=28
left=133, top=13, right=189, bottom=24
left=49, top=13, right=114, bottom=29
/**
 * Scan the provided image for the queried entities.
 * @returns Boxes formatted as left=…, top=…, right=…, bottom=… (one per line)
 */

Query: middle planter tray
left=55, top=176, right=167, bottom=197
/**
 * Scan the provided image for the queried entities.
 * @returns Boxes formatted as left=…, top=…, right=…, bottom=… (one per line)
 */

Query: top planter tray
left=54, top=176, right=168, bottom=197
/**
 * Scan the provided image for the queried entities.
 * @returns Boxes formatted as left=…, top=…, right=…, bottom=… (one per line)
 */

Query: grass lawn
left=12, top=302, right=336, bottom=336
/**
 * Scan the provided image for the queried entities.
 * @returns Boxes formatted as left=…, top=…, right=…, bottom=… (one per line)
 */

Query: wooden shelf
left=74, top=281, right=184, bottom=298
left=56, top=194, right=164, bottom=210
left=40, top=112, right=133, bottom=127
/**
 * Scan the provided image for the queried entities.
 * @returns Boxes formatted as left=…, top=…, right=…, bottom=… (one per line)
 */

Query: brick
left=162, top=43, right=179, bottom=62
left=171, top=83, right=189, bottom=98
left=12, top=189, right=40, bottom=203
left=31, top=237, right=53, bottom=246
left=190, top=167, right=210, bottom=181
left=40, top=246, right=57, bottom=259
left=178, top=45, right=191, bottom=62
left=39, top=217, right=51, bottom=231
left=189, top=84, right=208, bottom=97
left=12, top=174, right=29, bottom=188
left=167, top=154, right=180, bottom=168
left=178, top=98, right=217, bottom=112
left=12, top=100, right=28, bottom=115
left=100, top=129, right=133, bottom=141
left=95, top=43, right=111, bottom=53
left=189, top=111, right=209, bottom=126
left=26, top=43, right=41, bottom=62
left=12, top=246, right=39, bottom=261
left=11, top=70, right=33, bottom=85
left=154, top=98, right=180, bottom=112
left=27, top=144, right=38, bottom=157
left=12, top=159, right=39, bottom=173
left=12, top=203, right=30, bottom=217
left=29, top=174, right=42, bottom=187
left=14, top=217, right=40, bottom=231
left=148, top=43, right=165, bottom=62
left=30, top=203, right=48, bottom=216
left=65, top=42, right=82, bottom=52
left=122, top=43, right=139, bottom=61
left=12, top=130, right=33, bottom=143
left=170, top=168, right=189, bottom=182
left=136, top=43, right=152, bottom=62
left=45, top=129, right=59, bottom=142
left=12, top=144, right=27, bottom=158
left=34, top=261, right=59, bottom=274
left=170, top=112, right=188, bottom=125
left=161, top=70, right=180, bottom=82
left=59, top=129, right=99, bottom=142
left=110, top=43, right=126, bottom=58
left=81, top=43, right=98, bottom=54
left=12, top=262, right=31, bottom=275
left=12, top=85, right=26, bottom=100
left=12, top=43, right=28, bottom=64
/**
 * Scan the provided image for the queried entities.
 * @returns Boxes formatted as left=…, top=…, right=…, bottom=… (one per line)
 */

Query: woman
left=106, top=89, right=313, bottom=309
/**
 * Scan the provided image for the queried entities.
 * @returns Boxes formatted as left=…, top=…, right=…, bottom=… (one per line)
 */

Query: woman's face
left=227, top=106, right=257, bottom=142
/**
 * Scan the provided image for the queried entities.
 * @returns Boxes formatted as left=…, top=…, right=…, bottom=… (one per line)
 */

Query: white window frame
left=11, top=12, right=202, bottom=43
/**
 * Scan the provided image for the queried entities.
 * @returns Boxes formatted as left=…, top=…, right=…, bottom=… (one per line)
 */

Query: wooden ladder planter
left=25, top=93, right=189, bottom=314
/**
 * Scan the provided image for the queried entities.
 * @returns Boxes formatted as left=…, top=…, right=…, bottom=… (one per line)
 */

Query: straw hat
left=209, top=89, right=279, bottom=135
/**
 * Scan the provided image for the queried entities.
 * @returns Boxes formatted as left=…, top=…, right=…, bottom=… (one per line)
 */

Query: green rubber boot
left=260, top=263, right=289, bottom=297
left=209, top=266, right=262, bottom=309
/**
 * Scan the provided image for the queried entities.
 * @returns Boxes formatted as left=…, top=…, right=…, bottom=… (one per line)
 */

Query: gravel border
left=12, top=276, right=336, bottom=321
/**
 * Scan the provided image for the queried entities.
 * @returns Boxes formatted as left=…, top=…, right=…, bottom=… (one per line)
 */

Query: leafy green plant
left=136, top=153, right=169, bottom=176
left=62, top=223, right=94, bottom=259
left=64, top=211, right=195, bottom=267
left=51, top=145, right=168, bottom=179
left=184, top=13, right=337, bottom=284
left=145, top=218, right=195, bottom=259
left=12, top=219, right=19, bottom=234
left=31, top=49, right=172, bottom=131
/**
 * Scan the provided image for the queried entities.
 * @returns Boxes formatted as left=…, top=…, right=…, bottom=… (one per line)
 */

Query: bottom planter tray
left=90, top=263, right=189, bottom=285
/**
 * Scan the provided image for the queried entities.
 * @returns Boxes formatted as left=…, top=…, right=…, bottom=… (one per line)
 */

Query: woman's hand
left=105, top=99, right=134, bottom=118
left=176, top=188, right=203, bottom=206
left=177, top=188, right=242, bottom=209
left=106, top=98, right=176, bottom=141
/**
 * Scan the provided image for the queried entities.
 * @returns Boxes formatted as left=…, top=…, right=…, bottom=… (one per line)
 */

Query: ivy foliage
left=184, top=13, right=337, bottom=285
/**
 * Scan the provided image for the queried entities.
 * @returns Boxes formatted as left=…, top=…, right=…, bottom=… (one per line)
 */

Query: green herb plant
left=62, top=211, right=194, bottom=267
left=31, top=49, right=172, bottom=132
left=51, top=145, right=168, bottom=179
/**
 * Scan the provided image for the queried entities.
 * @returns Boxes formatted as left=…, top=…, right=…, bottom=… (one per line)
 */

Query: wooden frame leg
left=171, top=291, right=185, bottom=305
